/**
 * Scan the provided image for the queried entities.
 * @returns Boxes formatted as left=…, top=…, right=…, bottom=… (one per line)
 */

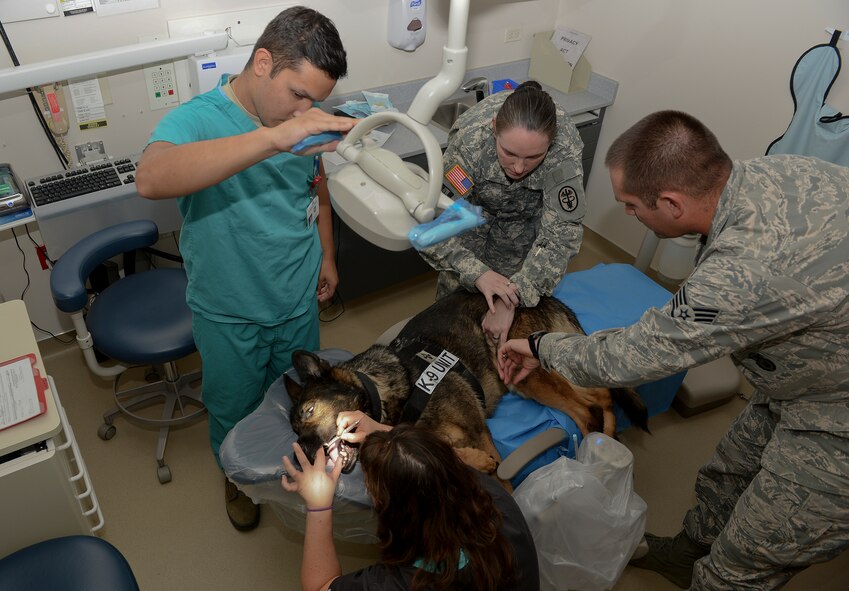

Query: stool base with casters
left=99, top=362, right=204, bottom=484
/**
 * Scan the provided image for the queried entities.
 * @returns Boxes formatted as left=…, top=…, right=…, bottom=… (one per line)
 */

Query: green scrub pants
left=192, top=304, right=319, bottom=467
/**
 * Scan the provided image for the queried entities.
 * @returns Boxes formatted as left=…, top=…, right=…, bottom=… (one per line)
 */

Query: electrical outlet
left=144, top=62, right=180, bottom=110
left=35, top=245, right=49, bottom=270
left=504, top=27, right=522, bottom=43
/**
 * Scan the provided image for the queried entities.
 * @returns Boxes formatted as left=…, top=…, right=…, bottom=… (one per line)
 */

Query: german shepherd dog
left=286, top=292, right=647, bottom=479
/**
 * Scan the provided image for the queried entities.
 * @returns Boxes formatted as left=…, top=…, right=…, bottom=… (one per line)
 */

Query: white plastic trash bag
left=513, top=433, right=647, bottom=591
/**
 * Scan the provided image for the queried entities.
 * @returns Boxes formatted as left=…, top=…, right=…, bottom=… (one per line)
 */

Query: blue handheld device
left=292, top=131, right=343, bottom=152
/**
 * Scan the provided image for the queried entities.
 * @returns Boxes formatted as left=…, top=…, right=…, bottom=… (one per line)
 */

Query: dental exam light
left=327, top=0, right=471, bottom=251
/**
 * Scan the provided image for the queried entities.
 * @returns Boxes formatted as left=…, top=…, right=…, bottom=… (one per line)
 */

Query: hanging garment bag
left=766, top=30, right=849, bottom=166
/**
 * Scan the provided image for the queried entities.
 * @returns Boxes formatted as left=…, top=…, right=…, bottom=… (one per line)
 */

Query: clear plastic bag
left=513, top=433, right=647, bottom=591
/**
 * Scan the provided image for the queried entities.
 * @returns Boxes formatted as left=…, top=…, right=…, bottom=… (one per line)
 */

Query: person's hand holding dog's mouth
left=281, top=442, right=343, bottom=510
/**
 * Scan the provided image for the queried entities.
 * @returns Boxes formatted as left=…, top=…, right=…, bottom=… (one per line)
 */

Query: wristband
left=528, top=331, right=548, bottom=360
left=306, top=505, right=333, bottom=512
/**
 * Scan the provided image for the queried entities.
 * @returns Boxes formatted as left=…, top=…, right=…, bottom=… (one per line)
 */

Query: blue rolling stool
left=0, top=536, right=139, bottom=590
left=50, top=219, right=205, bottom=484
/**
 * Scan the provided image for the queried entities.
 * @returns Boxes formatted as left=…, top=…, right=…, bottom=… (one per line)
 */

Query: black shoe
left=629, top=530, right=711, bottom=589
left=225, top=479, right=260, bottom=531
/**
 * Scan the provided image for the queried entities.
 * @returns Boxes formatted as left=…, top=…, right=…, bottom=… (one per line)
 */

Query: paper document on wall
left=550, top=28, right=591, bottom=68
left=69, top=77, right=107, bottom=130
left=0, top=355, right=47, bottom=431
left=93, top=0, right=159, bottom=16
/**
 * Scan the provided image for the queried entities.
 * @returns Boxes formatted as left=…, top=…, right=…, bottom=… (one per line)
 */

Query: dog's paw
left=455, top=447, right=498, bottom=474
left=481, top=455, right=498, bottom=474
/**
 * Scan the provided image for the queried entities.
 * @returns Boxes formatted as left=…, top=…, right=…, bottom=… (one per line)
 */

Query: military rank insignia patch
left=444, top=164, right=474, bottom=197
left=558, top=185, right=580, bottom=213
left=671, top=285, right=719, bottom=323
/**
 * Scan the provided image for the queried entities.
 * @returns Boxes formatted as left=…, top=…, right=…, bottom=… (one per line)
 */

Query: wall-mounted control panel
left=144, top=63, right=179, bottom=110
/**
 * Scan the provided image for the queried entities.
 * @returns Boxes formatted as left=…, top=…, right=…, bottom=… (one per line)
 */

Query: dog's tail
left=612, top=387, right=650, bottom=433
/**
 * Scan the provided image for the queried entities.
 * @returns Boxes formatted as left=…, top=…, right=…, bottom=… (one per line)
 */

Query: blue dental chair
left=0, top=536, right=139, bottom=591
left=0, top=536, right=139, bottom=590
left=50, top=219, right=205, bottom=484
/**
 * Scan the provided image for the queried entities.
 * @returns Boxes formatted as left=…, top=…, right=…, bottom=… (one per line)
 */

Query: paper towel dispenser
left=188, top=47, right=253, bottom=96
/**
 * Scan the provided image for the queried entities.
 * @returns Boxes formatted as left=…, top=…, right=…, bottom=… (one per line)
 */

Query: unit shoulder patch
left=545, top=179, right=586, bottom=221
left=544, top=161, right=586, bottom=221
left=558, top=185, right=580, bottom=212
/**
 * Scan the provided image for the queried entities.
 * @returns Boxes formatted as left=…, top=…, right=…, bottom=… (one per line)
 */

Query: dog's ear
left=291, top=350, right=330, bottom=381
left=284, top=373, right=302, bottom=405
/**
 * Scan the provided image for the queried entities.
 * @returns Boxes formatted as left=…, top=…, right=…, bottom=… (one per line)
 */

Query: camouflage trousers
left=683, top=401, right=849, bottom=590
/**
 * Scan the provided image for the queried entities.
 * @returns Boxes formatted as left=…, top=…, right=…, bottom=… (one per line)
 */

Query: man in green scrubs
left=136, top=6, right=355, bottom=530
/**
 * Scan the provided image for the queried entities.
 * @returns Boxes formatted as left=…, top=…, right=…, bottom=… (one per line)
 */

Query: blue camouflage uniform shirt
left=539, top=155, right=849, bottom=495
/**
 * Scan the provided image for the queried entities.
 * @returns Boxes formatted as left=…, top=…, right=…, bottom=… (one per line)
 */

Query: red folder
left=0, top=354, right=49, bottom=431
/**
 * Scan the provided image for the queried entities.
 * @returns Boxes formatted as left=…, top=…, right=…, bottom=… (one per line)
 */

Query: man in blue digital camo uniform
left=136, top=7, right=355, bottom=531
left=497, top=111, right=849, bottom=590
left=419, top=81, right=585, bottom=347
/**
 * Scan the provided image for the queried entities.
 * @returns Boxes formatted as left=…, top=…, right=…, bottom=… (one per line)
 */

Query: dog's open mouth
left=327, top=440, right=359, bottom=474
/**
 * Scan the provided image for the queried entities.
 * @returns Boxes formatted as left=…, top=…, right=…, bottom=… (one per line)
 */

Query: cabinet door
left=0, top=440, right=90, bottom=557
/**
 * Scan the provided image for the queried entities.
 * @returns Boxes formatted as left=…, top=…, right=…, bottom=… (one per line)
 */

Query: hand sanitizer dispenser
left=388, top=0, right=426, bottom=52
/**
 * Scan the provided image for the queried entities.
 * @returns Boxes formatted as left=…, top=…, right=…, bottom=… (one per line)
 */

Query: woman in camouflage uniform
left=419, top=81, right=586, bottom=347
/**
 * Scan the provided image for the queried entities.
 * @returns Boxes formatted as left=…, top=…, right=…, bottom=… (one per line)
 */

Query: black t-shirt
left=329, top=473, right=539, bottom=590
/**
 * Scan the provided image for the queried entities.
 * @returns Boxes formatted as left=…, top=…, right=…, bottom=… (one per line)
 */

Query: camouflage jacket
left=539, top=155, right=849, bottom=429
left=419, top=90, right=585, bottom=307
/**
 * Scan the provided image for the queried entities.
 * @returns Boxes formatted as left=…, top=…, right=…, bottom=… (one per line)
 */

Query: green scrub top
left=147, top=76, right=321, bottom=325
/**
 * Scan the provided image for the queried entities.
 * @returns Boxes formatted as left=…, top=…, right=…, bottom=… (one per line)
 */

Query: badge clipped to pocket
left=306, top=194, right=319, bottom=228
left=306, top=155, right=321, bottom=227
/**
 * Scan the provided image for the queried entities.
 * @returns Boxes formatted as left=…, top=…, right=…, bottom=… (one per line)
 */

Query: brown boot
left=225, top=479, right=260, bottom=531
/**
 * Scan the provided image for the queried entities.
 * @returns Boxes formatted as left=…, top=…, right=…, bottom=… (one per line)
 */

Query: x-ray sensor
left=328, top=0, right=471, bottom=251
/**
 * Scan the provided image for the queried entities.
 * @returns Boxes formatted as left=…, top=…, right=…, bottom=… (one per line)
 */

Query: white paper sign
left=68, top=77, right=107, bottom=130
left=0, top=358, right=40, bottom=429
left=93, top=0, right=159, bottom=17
left=61, top=0, right=95, bottom=16
left=550, top=28, right=592, bottom=68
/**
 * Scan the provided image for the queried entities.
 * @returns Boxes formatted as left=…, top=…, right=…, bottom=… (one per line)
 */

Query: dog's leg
left=478, top=428, right=514, bottom=493
left=436, top=422, right=498, bottom=473
left=433, top=422, right=513, bottom=491
left=454, top=446, right=498, bottom=474
left=517, top=369, right=616, bottom=436
left=453, top=446, right=513, bottom=493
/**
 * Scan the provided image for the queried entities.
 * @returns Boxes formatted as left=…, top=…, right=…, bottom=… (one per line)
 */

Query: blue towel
left=487, top=263, right=685, bottom=486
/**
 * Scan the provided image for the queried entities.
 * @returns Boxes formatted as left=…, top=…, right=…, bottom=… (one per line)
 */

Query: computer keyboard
left=26, top=156, right=138, bottom=207
left=24, top=153, right=183, bottom=260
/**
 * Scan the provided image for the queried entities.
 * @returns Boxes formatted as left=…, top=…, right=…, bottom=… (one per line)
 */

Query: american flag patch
left=445, top=164, right=473, bottom=196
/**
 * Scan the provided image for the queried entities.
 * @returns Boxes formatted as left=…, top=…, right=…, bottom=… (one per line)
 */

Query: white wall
left=4, top=0, right=847, bottom=336
left=0, top=0, right=559, bottom=337
left=557, top=0, right=849, bottom=256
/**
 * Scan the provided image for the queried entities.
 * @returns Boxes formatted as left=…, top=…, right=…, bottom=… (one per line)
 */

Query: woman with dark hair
left=281, top=414, right=539, bottom=591
left=419, top=80, right=586, bottom=347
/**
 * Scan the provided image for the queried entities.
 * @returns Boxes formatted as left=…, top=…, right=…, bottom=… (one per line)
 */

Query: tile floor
left=37, top=229, right=848, bottom=590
